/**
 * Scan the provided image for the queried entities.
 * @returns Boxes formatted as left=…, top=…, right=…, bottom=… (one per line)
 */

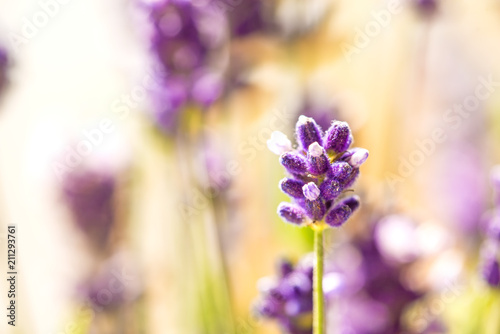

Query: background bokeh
left=0, top=0, right=500, bottom=333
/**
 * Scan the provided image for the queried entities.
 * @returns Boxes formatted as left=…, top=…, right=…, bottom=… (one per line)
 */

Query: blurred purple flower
left=254, top=257, right=314, bottom=334
left=61, top=167, right=116, bottom=250
left=142, top=0, right=228, bottom=133
left=479, top=166, right=500, bottom=287
left=269, top=116, right=368, bottom=227
left=413, top=0, right=438, bottom=17
left=0, top=47, right=8, bottom=93
left=227, top=0, right=272, bottom=37
left=255, top=214, right=439, bottom=334
left=77, top=253, right=142, bottom=311
left=328, top=217, right=437, bottom=334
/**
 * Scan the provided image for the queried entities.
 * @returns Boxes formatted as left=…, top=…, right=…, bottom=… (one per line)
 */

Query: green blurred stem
left=314, top=227, right=325, bottom=334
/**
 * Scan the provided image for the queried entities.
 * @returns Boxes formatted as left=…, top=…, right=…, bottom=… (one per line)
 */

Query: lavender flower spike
left=268, top=131, right=292, bottom=155
left=274, top=115, right=367, bottom=226
left=296, top=115, right=323, bottom=151
left=271, top=115, right=368, bottom=334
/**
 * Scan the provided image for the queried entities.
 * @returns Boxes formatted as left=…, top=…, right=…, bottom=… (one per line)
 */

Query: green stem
left=314, top=228, right=325, bottom=334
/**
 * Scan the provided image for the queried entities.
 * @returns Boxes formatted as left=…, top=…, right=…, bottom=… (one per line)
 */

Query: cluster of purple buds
left=254, top=257, right=314, bottom=334
left=61, top=167, right=117, bottom=250
left=268, top=116, right=368, bottom=228
left=143, top=0, right=227, bottom=132
left=480, top=167, right=500, bottom=287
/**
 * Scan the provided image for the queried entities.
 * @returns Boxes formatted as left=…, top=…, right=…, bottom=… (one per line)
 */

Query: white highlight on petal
left=308, top=142, right=324, bottom=157
left=297, top=115, right=313, bottom=126
left=302, top=182, right=320, bottom=201
left=267, top=131, right=292, bottom=155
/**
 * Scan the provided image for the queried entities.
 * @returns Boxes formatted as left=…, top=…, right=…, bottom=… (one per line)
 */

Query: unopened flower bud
left=280, top=152, right=308, bottom=175
left=302, top=182, right=320, bottom=201
left=339, top=195, right=360, bottom=213
left=325, top=204, right=352, bottom=227
left=323, top=121, right=352, bottom=154
left=280, top=178, right=306, bottom=199
left=277, top=202, right=307, bottom=225
left=342, top=168, right=360, bottom=189
left=341, top=148, right=369, bottom=168
left=268, top=131, right=292, bottom=155
left=320, top=179, right=341, bottom=201
left=296, top=116, right=323, bottom=151
left=304, top=199, right=326, bottom=221
left=307, top=142, right=329, bottom=175
left=329, top=162, right=353, bottom=182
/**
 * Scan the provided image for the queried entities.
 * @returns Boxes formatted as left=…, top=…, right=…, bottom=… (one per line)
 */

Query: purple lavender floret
left=296, top=116, right=323, bottom=151
left=320, top=179, right=342, bottom=201
left=325, top=203, right=351, bottom=227
left=278, top=203, right=307, bottom=225
left=307, top=142, right=329, bottom=175
left=304, top=199, right=326, bottom=221
left=270, top=115, right=368, bottom=227
left=340, top=195, right=361, bottom=212
left=323, top=121, right=352, bottom=154
left=329, top=161, right=353, bottom=182
left=280, top=152, right=308, bottom=175
left=280, top=178, right=306, bottom=199
left=341, top=148, right=369, bottom=168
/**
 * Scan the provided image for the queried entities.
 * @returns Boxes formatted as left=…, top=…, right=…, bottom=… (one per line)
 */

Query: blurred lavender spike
left=0, top=47, right=9, bottom=93
left=61, top=167, right=117, bottom=250
left=142, top=0, right=228, bottom=134
left=480, top=167, right=500, bottom=287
